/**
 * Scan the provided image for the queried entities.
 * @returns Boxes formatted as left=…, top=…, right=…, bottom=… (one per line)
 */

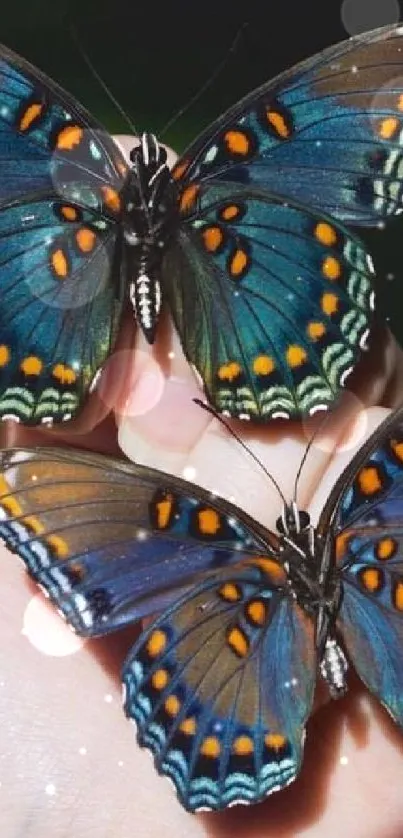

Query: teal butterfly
left=6, top=24, right=403, bottom=422
left=2, top=404, right=403, bottom=810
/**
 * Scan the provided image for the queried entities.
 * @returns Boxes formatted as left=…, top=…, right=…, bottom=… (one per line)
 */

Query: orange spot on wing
left=265, top=733, right=287, bottom=751
left=227, top=626, right=249, bottom=657
left=393, top=580, right=403, bottom=610
left=202, top=225, right=223, bottom=252
left=220, top=204, right=241, bottom=221
left=219, top=582, right=241, bottom=602
left=60, top=205, right=78, bottom=222
left=217, top=361, right=242, bottom=382
left=314, top=222, right=337, bottom=247
left=253, top=355, right=275, bottom=376
left=307, top=322, right=326, bottom=341
left=229, top=248, right=249, bottom=277
left=52, top=364, right=77, bottom=385
left=164, top=695, right=181, bottom=716
left=322, top=255, right=341, bottom=280
left=75, top=228, right=96, bottom=253
left=20, top=356, right=43, bottom=376
left=19, top=102, right=43, bottom=132
left=56, top=124, right=83, bottom=150
left=51, top=248, right=69, bottom=278
left=250, top=557, right=286, bottom=584
left=232, top=735, right=254, bottom=756
left=146, top=629, right=167, bottom=658
left=23, top=515, right=45, bottom=534
left=180, top=717, right=196, bottom=735
left=198, top=508, right=220, bottom=535
left=172, top=159, right=189, bottom=181
left=179, top=183, right=199, bottom=213
left=335, top=531, right=352, bottom=562
left=156, top=495, right=173, bottom=529
left=357, top=466, right=382, bottom=495
left=1, top=494, right=22, bottom=517
left=286, top=345, right=307, bottom=368
left=391, top=439, right=403, bottom=462
left=47, top=534, right=69, bottom=559
left=224, top=130, right=250, bottom=155
left=0, top=345, right=10, bottom=367
left=359, top=567, right=383, bottom=593
left=321, top=292, right=339, bottom=316
left=151, top=668, right=169, bottom=690
left=376, top=538, right=397, bottom=561
left=266, top=109, right=291, bottom=138
left=200, top=736, right=221, bottom=758
left=378, top=116, right=400, bottom=140
left=246, top=599, right=267, bottom=626
left=101, top=186, right=121, bottom=214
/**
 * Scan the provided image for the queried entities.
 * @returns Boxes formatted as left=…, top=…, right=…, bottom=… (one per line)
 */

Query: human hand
left=1, top=136, right=403, bottom=838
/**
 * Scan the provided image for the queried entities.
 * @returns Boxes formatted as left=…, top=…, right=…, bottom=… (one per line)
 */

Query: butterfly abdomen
left=122, top=133, right=178, bottom=343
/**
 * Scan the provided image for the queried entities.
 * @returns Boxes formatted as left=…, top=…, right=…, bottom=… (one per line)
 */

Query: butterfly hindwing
left=163, top=182, right=374, bottom=419
left=123, top=556, right=317, bottom=811
left=172, top=25, right=403, bottom=225
left=0, top=446, right=266, bottom=634
left=0, top=47, right=129, bottom=423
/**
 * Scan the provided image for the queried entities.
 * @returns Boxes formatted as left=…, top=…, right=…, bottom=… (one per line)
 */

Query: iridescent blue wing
left=0, top=46, right=128, bottom=423
left=0, top=446, right=268, bottom=634
left=123, top=556, right=316, bottom=811
left=163, top=182, right=374, bottom=420
left=172, top=24, right=403, bottom=225
left=318, top=404, right=403, bottom=727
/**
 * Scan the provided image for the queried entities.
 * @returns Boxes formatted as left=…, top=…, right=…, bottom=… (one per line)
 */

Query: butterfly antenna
left=193, top=398, right=287, bottom=506
left=159, top=22, right=248, bottom=140
left=292, top=411, right=331, bottom=506
left=68, top=21, right=138, bottom=135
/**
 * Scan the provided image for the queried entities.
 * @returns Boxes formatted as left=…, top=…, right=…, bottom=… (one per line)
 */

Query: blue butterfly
left=8, top=24, right=403, bottom=424
left=1, top=404, right=403, bottom=810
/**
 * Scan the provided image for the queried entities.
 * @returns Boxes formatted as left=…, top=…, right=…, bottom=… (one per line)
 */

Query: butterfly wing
left=163, top=182, right=374, bottom=420
left=0, top=46, right=129, bottom=423
left=318, top=405, right=403, bottom=726
left=0, top=446, right=270, bottom=635
left=123, top=556, right=316, bottom=810
left=172, top=24, right=403, bottom=225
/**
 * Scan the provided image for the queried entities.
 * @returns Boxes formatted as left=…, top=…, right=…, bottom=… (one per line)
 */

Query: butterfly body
left=122, top=133, right=177, bottom=343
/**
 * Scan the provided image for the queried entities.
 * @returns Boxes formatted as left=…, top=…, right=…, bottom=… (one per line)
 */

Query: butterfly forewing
left=0, top=446, right=269, bottom=634
left=0, top=47, right=128, bottom=424
left=172, top=24, right=403, bottom=224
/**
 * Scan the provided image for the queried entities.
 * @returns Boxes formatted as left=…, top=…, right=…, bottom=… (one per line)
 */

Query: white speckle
left=167, top=351, right=175, bottom=360
left=351, top=64, right=358, bottom=74
left=104, top=693, right=113, bottom=704
left=183, top=465, right=196, bottom=481
left=340, top=755, right=349, bottom=766
left=136, top=528, right=148, bottom=541
left=118, top=760, right=124, bottom=768
left=45, top=783, right=56, bottom=796
left=79, top=747, right=87, bottom=756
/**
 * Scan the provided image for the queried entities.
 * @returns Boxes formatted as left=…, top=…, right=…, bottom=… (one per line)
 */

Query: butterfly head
left=276, top=501, right=310, bottom=538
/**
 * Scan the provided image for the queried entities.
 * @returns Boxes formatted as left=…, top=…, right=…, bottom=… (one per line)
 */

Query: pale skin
left=1, top=137, right=403, bottom=837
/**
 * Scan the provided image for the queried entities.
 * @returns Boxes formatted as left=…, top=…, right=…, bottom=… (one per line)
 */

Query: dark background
left=2, top=0, right=403, bottom=344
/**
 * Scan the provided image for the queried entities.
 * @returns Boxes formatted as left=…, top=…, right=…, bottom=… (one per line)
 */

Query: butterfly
left=9, top=25, right=403, bottom=425
left=1, top=403, right=403, bottom=811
